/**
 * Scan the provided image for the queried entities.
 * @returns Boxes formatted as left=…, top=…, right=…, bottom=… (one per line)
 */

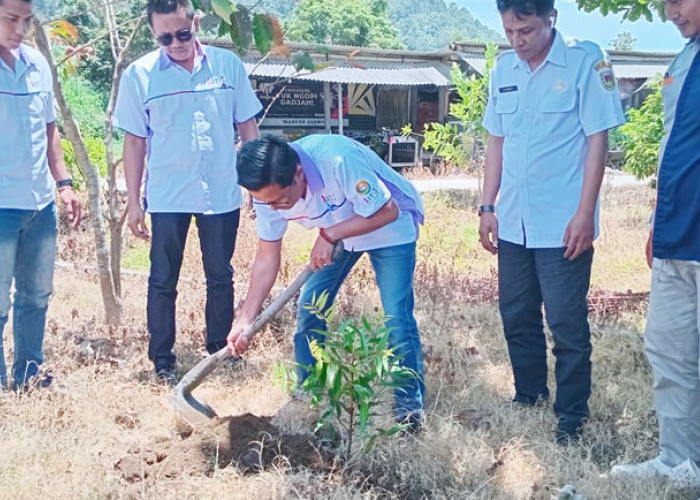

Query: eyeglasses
left=252, top=187, right=294, bottom=208
left=252, top=181, right=297, bottom=208
left=156, top=28, right=194, bottom=46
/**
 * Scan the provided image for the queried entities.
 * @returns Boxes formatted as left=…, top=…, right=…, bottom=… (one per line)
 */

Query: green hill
left=256, top=0, right=502, bottom=50
left=387, top=0, right=503, bottom=50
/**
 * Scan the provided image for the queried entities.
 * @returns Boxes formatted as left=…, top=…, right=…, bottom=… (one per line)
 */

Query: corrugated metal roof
left=461, top=57, right=487, bottom=75
left=456, top=42, right=675, bottom=79
left=204, top=37, right=456, bottom=60
left=612, top=64, right=667, bottom=79
left=243, top=61, right=452, bottom=86
left=458, top=53, right=670, bottom=79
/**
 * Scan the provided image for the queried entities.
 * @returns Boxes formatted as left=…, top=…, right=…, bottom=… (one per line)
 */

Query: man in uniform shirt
left=226, top=135, right=425, bottom=430
left=478, top=0, right=625, bottom=443
left=610, top=0, right=700, bottom=487
left=0, top=0, right=81, bottom=390
left=114, top=0, right=261, bottom=384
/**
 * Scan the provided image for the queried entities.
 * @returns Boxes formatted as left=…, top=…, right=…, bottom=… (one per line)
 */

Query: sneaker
left=512, top=392, right=550, bottom=408
left=12, top=371, right=54, bottom=393
left=398, top=413, right=423, bottom=435
left=610, top=456, right=700, bottom=488
left=556, top=420, right=583, bottom=446
left=155, top=367, right=177, bottom=387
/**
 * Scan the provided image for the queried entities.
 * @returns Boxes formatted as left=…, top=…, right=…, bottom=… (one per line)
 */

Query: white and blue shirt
left=0, top=44, right=56, bottom=210
left=653, top=39, right=700, bottom=261
left=483, top=30, right=626, bottom=248
left=254, top=135, right=424, bottom=252
left=114, top=43, right=262, bottom=214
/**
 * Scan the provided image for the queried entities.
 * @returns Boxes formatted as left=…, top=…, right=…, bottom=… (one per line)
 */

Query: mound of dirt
left=115, top=413, right=324, bottom=483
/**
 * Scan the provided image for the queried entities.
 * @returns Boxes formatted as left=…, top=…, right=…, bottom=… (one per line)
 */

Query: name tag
left=499, top=85, right=518, bottom=93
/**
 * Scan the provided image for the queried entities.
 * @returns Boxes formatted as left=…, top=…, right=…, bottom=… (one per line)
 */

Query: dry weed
left=1, top=184, right=696, bottom=500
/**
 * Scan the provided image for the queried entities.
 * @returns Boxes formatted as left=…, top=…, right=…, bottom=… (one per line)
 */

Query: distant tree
left=287, top=0, right=404, bottom=49
left=619, top=82, right=664, bottom=180
left=576, top=0, right=664, bottom=21
left=610, top=30, right=637, bottom=51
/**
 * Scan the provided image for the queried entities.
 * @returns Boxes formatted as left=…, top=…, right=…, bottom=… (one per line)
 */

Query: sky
left=457, top=0, right=686, bottom=52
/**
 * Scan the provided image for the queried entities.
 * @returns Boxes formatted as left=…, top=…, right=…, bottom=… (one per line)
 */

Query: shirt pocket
left=145, top=94, right=190, bottom=134
left=203, top=87, right=235, bottom=123
left=538, top=90, right=578, bottom=137
left=494, top=92, right=519, bottom=135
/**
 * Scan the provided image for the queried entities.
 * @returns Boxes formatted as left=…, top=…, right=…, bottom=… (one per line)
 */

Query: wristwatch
left=56, top=178, right=74, bottom=189
left=478, top=204, right=495, bottom=216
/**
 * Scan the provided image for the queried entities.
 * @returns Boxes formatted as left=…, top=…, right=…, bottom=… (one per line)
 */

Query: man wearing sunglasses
left=114, top=0, right=262, bottom=385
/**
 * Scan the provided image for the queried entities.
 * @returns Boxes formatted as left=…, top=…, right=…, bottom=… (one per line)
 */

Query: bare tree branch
left=54, top=14, right=145, bottom=67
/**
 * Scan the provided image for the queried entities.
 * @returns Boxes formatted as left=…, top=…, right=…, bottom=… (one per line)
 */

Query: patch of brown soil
left=115, top=414, right=324, bottom=484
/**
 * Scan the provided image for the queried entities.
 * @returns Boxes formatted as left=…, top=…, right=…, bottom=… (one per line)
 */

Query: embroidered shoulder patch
left=594, top=60, right=612, bottom=72
left=594, top=60, right=616, bottom=91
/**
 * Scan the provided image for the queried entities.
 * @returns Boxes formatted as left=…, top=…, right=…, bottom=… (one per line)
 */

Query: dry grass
left=1, top=182, right=697, bottom=500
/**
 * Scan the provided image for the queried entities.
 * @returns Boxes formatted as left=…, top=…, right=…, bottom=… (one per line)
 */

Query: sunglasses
left=156, top=28, right=194, bottom=46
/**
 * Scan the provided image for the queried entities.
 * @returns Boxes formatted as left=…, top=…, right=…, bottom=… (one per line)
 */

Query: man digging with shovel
left=226, top=135, right=426, bottom=432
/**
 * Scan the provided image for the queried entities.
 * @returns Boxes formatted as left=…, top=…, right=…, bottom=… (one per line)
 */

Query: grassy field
left=2, top=181, right=697, bottom=500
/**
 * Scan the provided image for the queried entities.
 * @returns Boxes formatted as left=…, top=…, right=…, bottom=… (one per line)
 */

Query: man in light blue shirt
left=114, top=0, right=261, bottom=384
left=478, top=0, right=625, bottom=443
left=0, top=0, right=81, bottom=391
left=226, top=135, right=425, bottom=431
left=611, top=0, right=700, bottom=487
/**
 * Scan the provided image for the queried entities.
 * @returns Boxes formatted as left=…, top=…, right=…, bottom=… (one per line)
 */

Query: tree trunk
left=34, top=21, right=123, bottom=324
left=103, top=6, right=144, bottom=300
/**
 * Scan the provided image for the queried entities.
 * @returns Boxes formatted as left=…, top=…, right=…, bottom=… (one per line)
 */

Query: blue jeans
left=147, top=210, right=240, bottom=371
left=295, top=242, right=424, bottom=421
left=0, top=203, right=57, bottom=388
left=497, top=239, right=593, bottom=429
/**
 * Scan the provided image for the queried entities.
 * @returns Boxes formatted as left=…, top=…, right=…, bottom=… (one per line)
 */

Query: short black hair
left=237, top=136, right=300, bottom=191
left=496, top=0, right=554, bottom=18
left=147, top=0, right=195, bottom=25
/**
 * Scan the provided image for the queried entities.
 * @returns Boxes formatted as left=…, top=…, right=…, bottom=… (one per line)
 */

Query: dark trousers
left=147, top=210, right=240, bottom=370
left=497, top=239, right=593, bottom=429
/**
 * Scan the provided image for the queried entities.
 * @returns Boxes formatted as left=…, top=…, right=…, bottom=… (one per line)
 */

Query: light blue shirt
left=114, top=43, right=262, bottom=214
left=254, top=135, right=424, bottom=252
left=0, top=44, right=56, bottom=210
left=483, top=31, right=626, bottom=248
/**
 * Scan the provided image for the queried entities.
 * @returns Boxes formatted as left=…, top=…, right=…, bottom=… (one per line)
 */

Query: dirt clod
left=115, top=413, right=324, bottom=483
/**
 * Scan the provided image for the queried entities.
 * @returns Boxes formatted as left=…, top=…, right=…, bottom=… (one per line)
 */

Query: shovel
left=172, top=244, right=342, bottom=426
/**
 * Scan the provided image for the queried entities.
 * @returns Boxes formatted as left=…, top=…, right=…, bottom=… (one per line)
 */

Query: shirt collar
left=289, top=142, right=324, bottom=192
left=157, top=39, right=208, bottom=71
left=0, top=44, right=36, bottom=73
left=512, top=29, right=566, bottom=70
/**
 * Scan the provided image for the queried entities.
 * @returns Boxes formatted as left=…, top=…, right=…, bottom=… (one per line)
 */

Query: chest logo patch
left=498, top=85, right=518, bottom=93
left=355, top=180, right=371, bottom=196
left=321, top=193, right=343, bottom=211
left=663, top=73, right=675, bottom=86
